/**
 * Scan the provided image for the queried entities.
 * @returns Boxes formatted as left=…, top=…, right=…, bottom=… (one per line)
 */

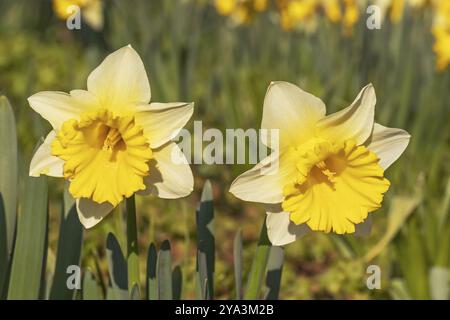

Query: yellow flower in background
left=277, top=0, right=318, bottom=31
left=342, top=0, right=360, bottom=31
left=322, top=0, right=342, bottom=23
left=390, top=0, right=405, bottom=23
left=230, top=82, right=410, bottom=245
left=253, top=0, right=269, bottom=12
left=29, top=45, right=194, bottom=228
left=214, top=0, right=266, bottom=24
left=432, top=0, right=450, bottom=71
left=215, top=0, right=238, bottom=15
left=52, top=0, right=104, bottom=31
left=408, top=0, right=428, bottom=8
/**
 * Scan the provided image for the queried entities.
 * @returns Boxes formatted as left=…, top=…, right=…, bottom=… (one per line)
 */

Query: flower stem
left=126, top=195, right=140, bottom=294
left=244, top=217, right=272, bottom=299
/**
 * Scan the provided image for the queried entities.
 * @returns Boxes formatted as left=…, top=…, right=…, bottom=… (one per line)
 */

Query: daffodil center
left=282, top=138, right=390, bottom=234
left=103, top=127, right=122, bottom=151
left=52, top=109, right=153, bottom=206
left=290, top=138, right=344, bottom=188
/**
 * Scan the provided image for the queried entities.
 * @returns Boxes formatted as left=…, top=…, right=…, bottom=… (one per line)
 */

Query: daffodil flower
left=230, top=82, right=410, bottom=246
left=29, top=45, right=194, bottom=228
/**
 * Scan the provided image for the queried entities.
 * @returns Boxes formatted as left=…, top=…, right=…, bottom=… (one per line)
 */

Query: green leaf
left=0, top=96, right=18, bottom=294
left=196, top=180, right=214, bottom=298
left=244, top=218, right=271, bottom=300
left=397, top=218, right=429, bottom=299
left=389, top=278, right=412, bottom=300
left=7, top=174, right=48, bottom=299
left=330, top=234, right=356, bottom=260
left=50, top=186, right=83, bottom=300
left=124, top=196, right=139, bottom=295
left=106, top=232, right=128, bottom=300
left=196, top=251, right=209, bottom=300
left=83, top=269, right=102, bottom=300
left=264, top=246, right=284, bottom=300
left=365, top=193, right=421, bottom=262
left=146, top=243, right=158, bottom=300
left=172, top=266, right=182, bottom=300
left=233, top=229, right=243, bottom=300
left=158, top=240, right=172, bottom=300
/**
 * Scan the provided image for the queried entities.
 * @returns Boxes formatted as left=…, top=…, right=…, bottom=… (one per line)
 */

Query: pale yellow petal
left=266, top=205, right=311, bottom=246
left=28, top=90, right=98, bottom=130
left=87, top=45, right=151, bottom=113
left=365, top=123, right=410, bottom=169
left=261, top=81, right=326, bottom=148
left=76, top=198, right=114, bottom=229
left=29, top=131, right=64, bottom=177
left=134, top=102, right=194, bottom=149
left=317, top=84, right=376, bottom=145
left=140, top=142, right=194, bottom=199
left=229, top=151, right=295, bottom=204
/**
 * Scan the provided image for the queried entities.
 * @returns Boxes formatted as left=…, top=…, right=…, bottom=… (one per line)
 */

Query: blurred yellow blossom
left=254, top=0, right=269, bottom=11
left=432, top=0, right=450, bottom=71
left=214, top=0, right=267, bottom=24
left=215, top=0, right=238, bottom=15
left=342, top=0, right=359, bottom=31
left=390, top=0, right=405, bottom=23
left=277, top=0, right=318, bottom=31
left=408, top=0, right=428, bottom=8
left=322, top=0, right=342, bottom=23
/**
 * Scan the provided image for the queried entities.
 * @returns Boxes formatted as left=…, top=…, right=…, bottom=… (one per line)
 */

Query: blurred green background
left=0, top=0, right=449, bottom=299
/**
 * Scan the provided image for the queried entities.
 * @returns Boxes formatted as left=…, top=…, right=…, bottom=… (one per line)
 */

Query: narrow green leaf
left=437, top=177, right=450, bottom=230
left=365, top=193, right=421, bottom=262
left=244, top=218, right=271, bottom=300
left=389, top=278, right=412, bottom=300
left=45, top=270, right=54, bottom=300
left=93, top=250, right=107, bottom=299
left=106, top=232, right=128, bottom=300
left=0, top=96, right=18, bottom=293
left=196, top=180, right=214, bottom=298
left=146, top=243, right=158, bottom=300
left=7, top=174, right=48, bottom=299
left=197, top=251, right=209, bottom=300
left=158, top=240, right=172, bottom=300
left=330, top=234, right=356, bottom=260
left=83, top=269, right=102, bottom=300
left=397, top=218, right=429, bottom=299
left=264, top=246, right=284, bottom=300
left=233, top=229, right=243, bottom=300
left=50, top=186, right=83, bottom=300
left=39, top=230, right=49, bottom=300
left=172, top=266, right=182, bottom=300
left=124, top=196, right=139, bottom=295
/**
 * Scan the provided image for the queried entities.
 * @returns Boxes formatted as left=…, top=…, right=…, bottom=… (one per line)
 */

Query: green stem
left=126, top=195, right=140, bottom=294
left=244, top=217, right=271, bottom=300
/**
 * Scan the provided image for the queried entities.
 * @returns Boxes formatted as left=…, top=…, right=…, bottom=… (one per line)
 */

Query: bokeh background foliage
left=0, top=0, right=449, bottom=299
